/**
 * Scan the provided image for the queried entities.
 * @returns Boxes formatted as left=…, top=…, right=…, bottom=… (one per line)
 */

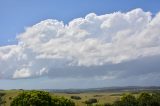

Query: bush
left=52, top=96, right=75, bottom=106
left=120, top=94, right=137, bottom=106
left=112, top=101, right=123, bottom=106
left=85, top=98, right=98, bottom=104
left=0, top=93, right=5, bottom=97
left=111, top=92, right=160, bottom=106
left=104, top=103, right=113, bottom=106
left=71, top=96, right=81, bottom=100
left=151, top=93, right=160, bottom=106
left=137, top=92, right=152, bottom=106
left=0, top=93, right=5, bottom=105
left=95, top=103, right=109, bottom=106
left=9, top=97, right=12, bottom=100
left=11, top=90, right=75, bottom=106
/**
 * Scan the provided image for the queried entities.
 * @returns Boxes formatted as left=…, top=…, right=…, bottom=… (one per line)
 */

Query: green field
left=0, top=90, right=155, bottom=106
left=52, top=92, right=121, bottom=106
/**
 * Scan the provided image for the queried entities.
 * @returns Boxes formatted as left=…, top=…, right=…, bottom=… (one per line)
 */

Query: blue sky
left=0, top=0, right=160, bottom=46
left=0, top=0, right=160, bottom=89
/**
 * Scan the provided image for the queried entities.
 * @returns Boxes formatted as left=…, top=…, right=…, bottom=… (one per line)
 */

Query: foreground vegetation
left=98, top=92, right=160, bottom=106
left=10, top=91, right=75, bottom=106
left=0, top=90, right=160, bottom=106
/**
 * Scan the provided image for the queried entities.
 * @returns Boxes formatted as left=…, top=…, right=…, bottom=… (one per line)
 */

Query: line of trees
left=97, top=92, right=160, bottom=106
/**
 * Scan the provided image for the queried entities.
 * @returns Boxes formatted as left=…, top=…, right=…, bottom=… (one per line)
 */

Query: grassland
left=0, top=90, right=159, bottom=106
left=52, top=92, right=122, bottom=106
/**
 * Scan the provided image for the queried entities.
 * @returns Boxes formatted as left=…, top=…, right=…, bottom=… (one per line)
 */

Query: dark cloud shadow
left=47, top=55, right=160, bottom=80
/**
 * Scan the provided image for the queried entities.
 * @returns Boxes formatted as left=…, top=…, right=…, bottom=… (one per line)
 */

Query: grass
left=1, top=90, right=21, bottom=106
left=0, top=90, right=156, bottom=106
left=50, top=92, right=122, bottom=106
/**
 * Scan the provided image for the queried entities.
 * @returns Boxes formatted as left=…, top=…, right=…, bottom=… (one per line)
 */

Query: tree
left=0, top=93, right=5, bottom=106
left=85, top=98, right=98, bottom=105
left=120, top=94, right=137, bottom=106
left=11, top=90, right=75, bottom=106
left=71, top=96, right=81, bottom=100
left=104, top=103, right=113, bottom=106
left=137, top=92, right=152, bottom=106
left=110, top=92, right=160, bottom=106
left=52, top=96, right=75, bottom=106
left=150, top=93, right=160, bottom=106
left=112, top=101, right=123, bottom=106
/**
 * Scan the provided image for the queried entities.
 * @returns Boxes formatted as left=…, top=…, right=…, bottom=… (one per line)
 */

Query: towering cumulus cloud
left=0, top=8, right=160, bottom=84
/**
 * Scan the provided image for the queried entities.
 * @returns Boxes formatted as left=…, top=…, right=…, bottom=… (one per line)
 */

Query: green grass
left=1, top=90, right=21, bottom=106
left=50, top=92, right=122, bottom=106
left=0, top=90, right=157, bottom=106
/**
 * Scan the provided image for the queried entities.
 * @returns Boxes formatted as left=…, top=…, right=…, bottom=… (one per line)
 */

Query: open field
left=1, top=89, right=160, bottom=106
left=1, top=90, right=121, bottom=106
left=52, top=92, right=121, bottom=106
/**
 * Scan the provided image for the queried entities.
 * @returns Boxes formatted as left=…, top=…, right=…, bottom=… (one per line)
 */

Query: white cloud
left=13, top=68, right=31, bottom=78
left=0, top=8, right=160, bottom=82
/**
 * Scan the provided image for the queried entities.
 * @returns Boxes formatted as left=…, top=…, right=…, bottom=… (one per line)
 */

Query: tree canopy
left=11, top=90, right=75, bottom=106
left=113, top=92, right=160, bottom=106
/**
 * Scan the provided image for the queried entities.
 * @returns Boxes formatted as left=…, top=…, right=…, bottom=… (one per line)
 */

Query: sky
left=0, top=0, right=160, bottom=89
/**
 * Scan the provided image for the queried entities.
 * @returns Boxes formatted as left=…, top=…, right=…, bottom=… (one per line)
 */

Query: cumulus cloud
left=0, top=8, right=160, bottom=84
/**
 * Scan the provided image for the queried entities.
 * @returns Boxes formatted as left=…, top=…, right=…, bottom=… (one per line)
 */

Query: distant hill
left=43, top=86, right=160, bottom=93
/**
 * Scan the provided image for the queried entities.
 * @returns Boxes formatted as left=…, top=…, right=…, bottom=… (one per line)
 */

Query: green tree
left=150, top=93, right=160, bottom=106
left=104, top=103, right=113, bottom=106
left=111, top=92, right=160, bottom=106
left=11, top=90, right=75, bottom=106
left=137, top=92, right=152, bottom=106
left=51, top=96, right=75, bottom=106
left=85, top=98, right=98, bottom=105
left=120, top=94, right=137, bottom=106
left=112, top=101, right=123, bottom=106
left=0, top=93, right=5, bottom=106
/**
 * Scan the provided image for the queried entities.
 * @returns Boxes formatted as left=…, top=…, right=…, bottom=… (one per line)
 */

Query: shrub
left=85, top=98, right=98, bottom=104
left=137, top=92, right=152, bottom=106
left=0, top=93, right=5, bottom=105
left=51, top=96, right=75, bottom=106
left=102, top=92, right=160, bottom=106
left=104, top=103, right=113, bottom=106
left=120, top=94, right=137, bottom=106
left=151, top=93, right=160, bottom=106
left=9, top=97, right=12, bottom=100
left=11, top=90, right=75, bottom=106
left=71, top=96, right=81, bottom=100
left=112, top=101, right=123, bottom=106
left=0, top=93, right=5, bottom=97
